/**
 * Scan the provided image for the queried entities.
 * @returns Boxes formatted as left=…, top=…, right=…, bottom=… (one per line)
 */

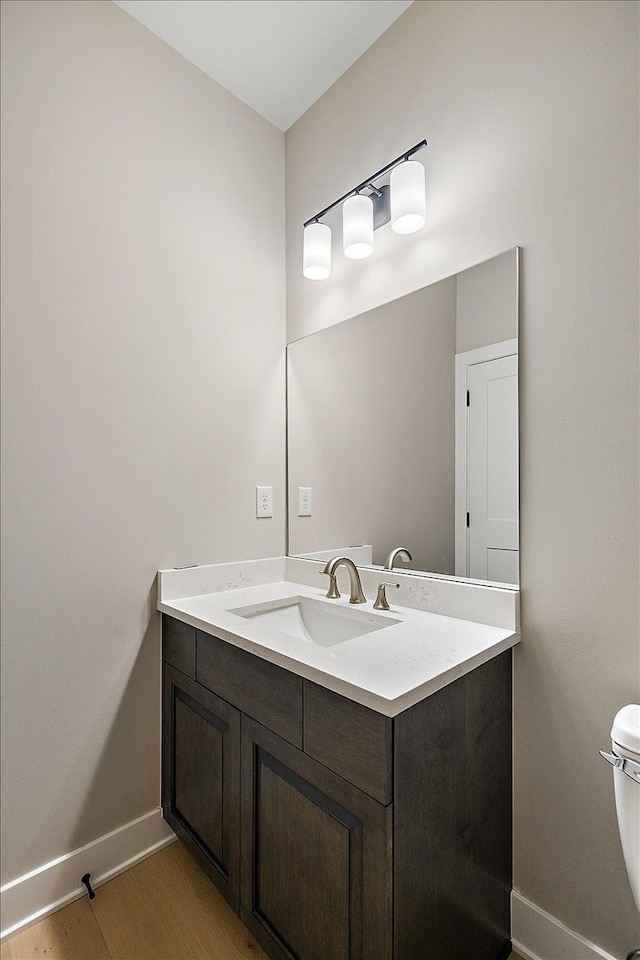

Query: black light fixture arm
left=303, top=139, right=427, bottom=227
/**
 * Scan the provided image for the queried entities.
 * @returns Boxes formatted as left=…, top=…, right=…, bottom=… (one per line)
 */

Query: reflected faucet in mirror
left=321, top=557, right=367, bottom=604
left=385, top=546, right=413, bottom=570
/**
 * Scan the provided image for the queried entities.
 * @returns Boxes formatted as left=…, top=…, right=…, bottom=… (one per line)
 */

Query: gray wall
left=288, top=277, right=456, bottom=572
left=285, top=1, right=639, bottom=956
left=1, top=0, right=285, bottom=885
left=456, top=248, right=517, bottom=353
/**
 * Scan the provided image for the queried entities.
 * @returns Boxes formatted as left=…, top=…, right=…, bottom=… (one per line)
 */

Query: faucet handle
left=373, top=582, right=400, bottom=611
left=320, top=570, right=341, bottom=599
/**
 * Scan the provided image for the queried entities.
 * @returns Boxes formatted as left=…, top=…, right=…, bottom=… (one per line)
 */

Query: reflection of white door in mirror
left=455, top=340, right=518, bottom=585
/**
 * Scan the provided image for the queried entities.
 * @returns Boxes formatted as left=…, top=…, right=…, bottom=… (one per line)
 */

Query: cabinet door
left=162, top=664, right=240, bottom=910
left=240, top=716, right=392, bottom=960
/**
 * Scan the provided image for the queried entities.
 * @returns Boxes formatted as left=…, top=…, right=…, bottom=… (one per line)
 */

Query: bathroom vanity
left=159, top=561, right=518, bottom=960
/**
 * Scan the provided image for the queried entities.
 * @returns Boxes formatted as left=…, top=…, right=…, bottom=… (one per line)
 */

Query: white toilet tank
left=608, top=704, right=640, bottom=912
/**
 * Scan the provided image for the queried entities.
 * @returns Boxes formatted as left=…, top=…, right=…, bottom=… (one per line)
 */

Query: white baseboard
left=512, top=890, right=618, bottom=960
left=1, top=808, right=176, bottom=941
left=2, top=829, right=625, bottom=958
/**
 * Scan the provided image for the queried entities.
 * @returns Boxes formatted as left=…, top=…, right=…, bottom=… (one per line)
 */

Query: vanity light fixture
left=343, top=193, right=373, bottom=259
left=390, top=159, right=426, bottom=234
left=302, top=221, right=331, bottom=280
left=302, top=139, right=427, bottom=280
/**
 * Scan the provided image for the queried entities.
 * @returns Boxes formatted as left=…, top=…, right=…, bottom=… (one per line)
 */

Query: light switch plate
left=298, top=487, right=312, bottom=516
left=256, top=486, right=273, bottom=518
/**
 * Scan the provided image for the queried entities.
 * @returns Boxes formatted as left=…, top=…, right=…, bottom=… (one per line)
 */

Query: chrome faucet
left=385, top=546, right=413, bottom=570
left=321, top=556, right=367, bottom=604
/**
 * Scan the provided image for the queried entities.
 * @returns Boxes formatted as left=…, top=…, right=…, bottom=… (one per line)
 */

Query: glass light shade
left=343, top=194, right=374, bottom=259
left=303, top=222, right=331, bottom=280
left=390, top=160, right=426, bottom=235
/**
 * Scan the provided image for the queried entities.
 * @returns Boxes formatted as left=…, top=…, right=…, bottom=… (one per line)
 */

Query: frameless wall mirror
left=287, top=247, right=519, bottom=587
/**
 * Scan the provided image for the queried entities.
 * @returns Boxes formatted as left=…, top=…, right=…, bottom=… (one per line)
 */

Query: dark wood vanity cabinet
left=162, top=663, right=241, bottom=910
left=240, top=716, right=392, bottom=960
left=162, top=614, right=512, bottom=960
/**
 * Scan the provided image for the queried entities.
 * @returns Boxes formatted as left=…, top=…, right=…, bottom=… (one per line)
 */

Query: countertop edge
left=158, top=598, right=519, bottom=718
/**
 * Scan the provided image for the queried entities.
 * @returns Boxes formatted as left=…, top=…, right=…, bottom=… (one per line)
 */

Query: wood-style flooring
left=1, top=841, right=525, bottom=960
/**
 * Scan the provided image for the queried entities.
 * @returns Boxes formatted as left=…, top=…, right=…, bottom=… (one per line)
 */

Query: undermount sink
left=228, top=595, right=400, bottom=647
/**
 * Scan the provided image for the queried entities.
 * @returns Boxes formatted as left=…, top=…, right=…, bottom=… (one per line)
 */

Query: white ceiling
left=113, top=0, right=413, bottom=131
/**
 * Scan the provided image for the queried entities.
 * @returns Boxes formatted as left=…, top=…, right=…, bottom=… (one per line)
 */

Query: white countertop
left=158, top=577, right=519, bottom=717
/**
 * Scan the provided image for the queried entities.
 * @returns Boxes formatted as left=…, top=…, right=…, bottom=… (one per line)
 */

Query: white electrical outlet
left=298, top=487, right=312, bottom=516
left=256, top=486, right=273, bottom=518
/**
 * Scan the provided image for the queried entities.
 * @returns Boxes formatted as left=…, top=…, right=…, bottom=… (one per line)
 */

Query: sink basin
left=228, top=596, right=400, bottom=647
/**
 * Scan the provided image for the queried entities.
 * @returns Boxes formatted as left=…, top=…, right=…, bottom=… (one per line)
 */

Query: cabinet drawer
left=197, top=631, right=303, bottom=748
left=162, top=615, right=196, bottom=678
left=303, top=681, right=393, bottom=805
